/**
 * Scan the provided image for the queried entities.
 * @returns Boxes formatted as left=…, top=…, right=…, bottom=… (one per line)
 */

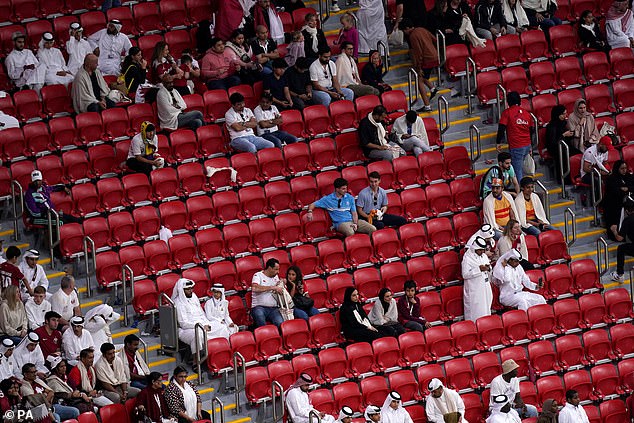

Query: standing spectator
left=356, top=171, right=407, bottom=229
left=493, top=249, right=545, bottom=311
left=126, top=122, right=163, bottom=175
left=436, top=0, right=473, bottom=45
left=489, top=359, right=539, bottom=418
left=101, top=0, right=120, bottom=12
left=481, top=152, right=520, bottom=198
left=603, top=160, right=634, bottom=241
left=201, top=38, right=241, bottom=91
left=18, top=249, right=49, bottom=299
left=391, top=111, right=432, bottom=156
left=251, top=26, right=281, bottom=76
left=71, top=54, right=114, bottom=113
left=611, top=202, right=634, bottom=282
left=251, top=0, right=286, bottom=44
left=135, top=372, right=170, bottom=423
left=357, top=0, right=388, bottom=54
left=5, top=32, right=45, bottom=92
left=25, top=170, right=77, bottom=226
left=302, top=13, right=329, bottom=63
left=545, top=105, right=576, bottom=183
left=495, top=219, right=532, bottom=270
left=25, top=286, right=51, bottom=330
left=285, top=58, right=315, bottom=110
left=156, top=80, right=204, bottom=131
left=120, top=47, right=147, bottom=100
left=284, top=31, right=306, bottom=68
left=37, top=33, right=74, bottom=87
left=395, top=0, right=428, bottom=29
left=250, top=259, right=285, bottom=328
left=483, top=178, right=519, bottom=239
left=0, top=285, right=27, bottom=344
left=400, top=19, right=439, bottom=112
left=502, top=0, right=530, bottom=33
left=515, top=177, right=553, bottom=236
left=84, top=304, right=121, bottom=356
left=34, top=311, right=63, bottom=359
left=339, top=288, right=390, bottom=342
left=361, top=50, right=392, bottom=94
left=0, top=246, right=31, bottom=296
left=557, top=390, right=589, bottom=423
left=225, top=92, right=275, bottom=153
left=568, top=99, right=599, bottom=152
left=87, top=20, right=132, bottom=76
left=496, top=91, right=535, bottom=182
left=336, top=42, right=380, bottom=97
left=474, top=0, right=513, bottom=40
left=368, top=288, right=406, bottom=337
left=462, top=237, right=493, bottom=322
left=309, top=47, right=354, bottom=106
left=254, top=93, right=298, bottom=147
left=579, top=10, right=609, bottom=51
left=606, top=0, right=634, bottom=49
left=66, top=23, right=93, bottom=76
left=50, top=275, right=81, bottom=328
left=522, top=0, right=561, bottom=33
left=358, top=106, right=402, bottom=161
left=226, top=29, right=260, bottom=85
left=397, top=280, right=431, bottom=333
left=215, top=0, right=250, bottom=41
left=335, top=13, right=359, bottom=58
left=263, top=59, right=294, bottom=110
left=425, top=379, right=467, bottom=423
left=285, top=266, right=319, bottom=321
left=580, top=136, right=611, bottom=185
left=307, top=178, right=377, bottom=237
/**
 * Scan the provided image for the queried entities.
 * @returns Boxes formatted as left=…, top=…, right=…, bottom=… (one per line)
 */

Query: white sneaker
left=611, top=271, right=624, bottom=282
left=330, top=4, right=340, bottom=11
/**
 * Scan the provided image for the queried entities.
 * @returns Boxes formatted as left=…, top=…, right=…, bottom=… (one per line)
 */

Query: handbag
left=523, top=152, right=535, bottom=176
left=293, top=294, right=314, bottom=311
left=276, top=289, right=295, bottom=321
left=442, top=412, right=461, bottom=423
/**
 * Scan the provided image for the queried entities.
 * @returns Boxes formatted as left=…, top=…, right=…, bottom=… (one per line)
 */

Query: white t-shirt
left=580, top=144, right=608, bottom=178
left=253, top=105, right=280, bottom=135
left=25, top=298, right=51, bottom=330
left=309, top=59, right=336, bottom=89
left=225, top=107, right=256, bottom=139
left=251, top=271, right=280, bottom=308
left=128, top=133, right=158, bottom=159
left=50, top=288, right=79, bottom=322
left=489, top=374, right=520, bottom=408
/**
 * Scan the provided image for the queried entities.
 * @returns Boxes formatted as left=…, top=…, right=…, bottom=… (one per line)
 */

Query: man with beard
left=87, top=20, right=132, bottom=76
left=285, top=374, right=336, bottom=423
left=5, top=32, right=45, bottom=92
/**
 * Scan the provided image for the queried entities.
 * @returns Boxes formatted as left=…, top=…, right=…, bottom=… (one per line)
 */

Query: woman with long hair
left=361, top=50, right=392, bottom=93
left=164, top=366, right=210, bottom=423
left=496, top=219, right=533, bottom=270
left=603, top=160, right=634, bottom=241
left=368, top=288, right=406, bottom=337
left=120, top=47, right=147, bottom=99
left=225, top=29, right=260, bottom=85
left=150, top=42, right=186, bottom=94
left=285, top=266, right=319, bottom=321
left=46, top=357, right=92, bottom=414
left=568, top=98, right=600, bottom=152
left=578, top=10, right=608, bottom=51
left=0, top=285, right=27, bottom=344
left=339, top=287, right=390, bottom=342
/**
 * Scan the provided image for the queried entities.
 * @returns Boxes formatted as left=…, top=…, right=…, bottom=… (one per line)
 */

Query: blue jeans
left=54, top=404, right=80, bottom=422
left=293, top=307, right=320, bottom=321
left=101, top=0, right=121, bottom=11
left=262, top=130, right=298, bottom=147
left=206, top=75, right=241, bottom=90
left=516, top=404, right=538, bottom=419
left=251, top=306, right=284, bottom=328
left=522, top=224, right=556, bottom=236
left=312, top=87, right=354, bottom=106
left=230, top=135, right=275, bottom=153
left=131, top=380, right=147, bottom=390
left=177, top=111, right=204, bottom=130
left=509, top=145, right=531, bottom=182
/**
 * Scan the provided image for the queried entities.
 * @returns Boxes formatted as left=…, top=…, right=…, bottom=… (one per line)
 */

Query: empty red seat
left=583, top=51, right=612, bottom=83
left=445, top=357, right=476, bottom=391
left=355, top=95, right=381, bottom=120
left=309, top=313, right=343, bottom=348
left=352, top=267, right=382, bottom=300
left=329, top=100, right=357, bottom=131
left=583, top=329, right=617, bottom=363
left=333, top=382, right=362, bottom=412
left=335, top=132, right=366, bottom=165
left=611, top=323, right=634, bottom=358
left=476, top=71, right=501, bottom=104
left=433, top=251, right=461, bottom=286
left=477, top=314, right=504, bottom=349
left=579, top=293, right=610, bottom=326
left=14, top=90, right=43, bottom=122
left=257, top=148, right=286, bottom=181
left=502, top=67, right=531, bottom=96
left=555, top=56, right=585, bottom=88
left=445, top=44, right=470, bottom=77
left=528, top=340, right=559, bottom=376
left=564, top=369, right=595, bottom=401
left=280, top=319, right=310, bottom=353
left=318, top=239, right=346, bottom=274
left=361, top=375, right=390, bottom=408
left=399, top=223, right=430, bottom=257
left=556, top=334, right=589, bottom=370
left=536, top=375, right=565, bottom=405
left=424, top=325, right=453, bottom=361
left=41, top=84, right=73, bottom=118
left=473, top=351, right=502, bottom=388
left=401, top=188, right=427, bottom=221
left=380, top=261, right=408, bottom=294
left=521, top=29, right=550, bottom=62
left=417, top=291, right=442, bottom=323
left=529, top=61, right=558, bottom=93
left=609, top=47, right=634, bottom=79
left=444, top=146, right=473, bottom=177
left=472, top=42, right=499, bottom=71
left=538, top=230, right=571, bottom=264
left=549, top=25, right=578, bottom=56
left=599, top=398, right=628, bottom=423
left=326, top=273, right=354, bottom=308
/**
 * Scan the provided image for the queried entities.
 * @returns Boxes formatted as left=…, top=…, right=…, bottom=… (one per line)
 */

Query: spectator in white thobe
left=0, top=339, right=15, bottom=381
left=37, top=32, right=74, bottom=87
left=84, top=304, right=120, bottom=361
left=66, top=23, right=93, bottom=76
left=18, top=249, right=49, bottom=301
left=462, top=236, right=493, bottom=322
left=61, top=316, right=94, bottom=367
left=391, top=111, right=432, bottom=156
left=87, top=20, right=132, bottom=76
left=285, top=374, right=336, bottom=423
left=364, top=405, right=381, bottom=423
left=425, top=378, right=469, bottom=423
left=335, top=407, right=354, bottom=423
left=493, top=249, right=545, bottom=311
left=487, top=395, right=522, bottom=423
left=381, top=392, right=413, bottom=423
left=606, top=0, right=634, bottom=49
left=13, top=332, right=48, bottom=378
left=558, top=390, right=590, bottom=423
left=0, top=110, right=19, bottom=130
left=5, top=32, right=45, bottom=92
left=204, top=284, right=239, bottom=337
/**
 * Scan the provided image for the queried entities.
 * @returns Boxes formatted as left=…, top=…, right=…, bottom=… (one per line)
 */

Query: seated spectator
left=251, top=0, right=285, bottom=44
left=156, top=80, right=204, bottom=131
left=285, top=266, right=319, bottom=321
left=0, top=246, right=31, bottom=297
left=502, top=0, right=529, bottom=33
left=522, top=0, right=561, bottom=33
left=264, top=59, right=294, bottom=110
left=151, top=42, right=187, bottom=95
left=368, top=288, right=406, bottom=337
left=22, top=362, right=80, bottom=423
left=309, top=47, right=354, bottom=106
left=37, top=32, right=74, bottom=87
left=496, top=219, right=533, bottom=270
left=84, top=304, right=121, bottom=357
left=286, top=374, right=336, bottom=423
left=118, top=334, right=150, bottom=390
left=604, top=160, right=634, bottom=242
left=0, top=285, right=28, bottom=345
left=0, top=109, right=19, bottom=130
left=397, top=280, right=431, bottom=332
left=0, top=339, right=15, bottom=380
left=179, top=54, right=200, bottom=95
left=606, top=0, right=634, bottom=49
left=120, top=47, right=148, bottom=101
left=380, top=392, right=411, bottom=423
left=340, top=287, right=391, bottom=342
left=50, top=276, right=81, bottom=328
left=203, top=284, right=239, bottom=336
left=5, top=32, right=45, bottom=93
left=356, top=171, right=407, bottom=229
left=482, top=152, right=520, bottom=198
left=164, top=366, right=210, bottom=423
left=87, top=20, right=132, bottom=76
left=201, top=38, right=241, bottom=91
left=435, top=0, right=473, bottom=45
left=13, top=332, right=48, bottom=378
left=226, top=29, right=260, bottom=85
left=71, top=54, right=114, bottom=113
left=580, top=136, right=611, bottom=185
left=25, top=286, right=51, bottom=331
left=0, top=379, right=28, bottom=420
left=537, top=399, right=559, bottom=423
left=568, top=99, right=599, bottom=152
left=66, top=23, right=93, bottom=76
left=493, top=249, right=545, bottom=311
left=302, top=13, right=329, bottom=63
left=488, top=395, right=522, bottom=423
left=68, top=348, right=114, bottom=408
left=34, top=311, right=63, bottom=359
left=308, top=178, right=376, bottom=237
left=225, top=92, right=275, bottom=153
left=284, top=31, right=306, bottom=68
left=515, top=177, right=554, bottom=236
left=490, top=359, right=539, bottom=418
left=285, top=57, right=315, bottom=110
left=61, top=317, right=94, bottom=367
left=336, top=42, right=379, bottom=97
left=254, top=93, right=298, bottom=147
left=25, top=170, right=77, bottom=226
left=462, top=237, right=493, bottom=322
left=579, top=10, right=609, bottom=51
left=251, top=26, right=281, bottom=76
left=46, top=357, right=93, bottom=414
left=400, top=19, right=439, bottom=112
left=95, top=343, right=140, bottom=403
left=475, top=0, right=513, bottom=39
left=483, top=178, right=519, bottom=239
left=361, top=50, right=392, bottom=94
left=135, top=372, right=171, bottom=423
left=251, top=259, right=285, bottom=328
left=391, top=111, right=432, bottom=156
left=126, top=122, right=163, bottom=175
left=335, top=13, right=359, bottom=58
left=426, top=379, right=468, bottom=423
left=358, top=106, right=403, bottom=162
left=18, top=249, right=47, bottom=302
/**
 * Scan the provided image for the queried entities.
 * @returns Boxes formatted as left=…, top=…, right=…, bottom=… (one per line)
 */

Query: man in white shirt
left=391, top=111, right=432, bottom=156
left=285, top=374, right=336, bottom=423
left=558, top=390, right=590, bottom=423
left=425, top=378, right=468, bottom=423
left=606, top=0, right=634, bottom=49
left=253, top=93, right=298, bottom=147
left=87, top=20, right=132, bottom=76
left=0, top=110, right=19, bottom=131
left=61, top=316, right=94, bottom=366
left=489, top=359, right=538, bottom=419
left=25, top=286, right=52, bottom=330
left=580, top=136, right=611, bottom=185
left=225, top=92, right=275, bottom=153
left=493, top=249, right=545, bottom=311
left=251, top=258, right=285, bottom=328
left=335, top=42, right=379, bottom=98
left=37, top=32, right=74, bottom=87
left=66, top=23, right=93, bottom=76
left=18, top=249, right=49, bottom=301
left=309, top=47, right=354, bottom=106
left=156, top=80, right=204, bottom=131
left=50, top=275, right=82, bottom=327
left=486, top=395, right=522, bottom=423
left=5, top=32, right=45, bottom=92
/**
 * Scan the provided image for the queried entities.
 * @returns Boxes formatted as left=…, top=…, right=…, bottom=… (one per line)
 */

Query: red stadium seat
left=106, top=7, right=136, bottom=36
left=521, top=30, right=550, bottom=62
left=611, top=324, right=634, bottom=358
left=472, top=351, right=501, bottom=388
left=496, top=34, right=522, bottom=67
left=309, top=313, right=343, bottom=348
left=555, top=56, right=585, bottom=88
left=257, top=148, right=286, bottom=181
left=476, top=71, right=501, bottom=104
left=583, top=329, right=617, bottom=364
left=585, top=84, right=616, bottom=116
left=41, top=84, right=73, bottom=118
left=14, top=90, right=43, bottom=122
left=599, top=399, right=628, bottom=423
left=591, top=363, right=623, bottom=398
left=59, top=223, right=85, bottom=259
left=613, top=79, right=634, bottom=112
left=500, top=346, right=530, bottom=378
left=308, top=137, right=337, bottom=171
left=538, top=230, right=571, bottom=264
left=107, top=212, right=136, bottom=246
left=207, top=337, right=232, bottom=374
left=529, top=61, right=558, bottom=93
left=416, top=364, right=445, bottom=397
left=245, top=367, right=270, bottom=403
left=335, top=132, right=366, bottom=165
left=333, top=382, right=362, bottom=412
left=450, top=320, right=478, bottom=355
left=238, top=186, right=267, bottom=219
left=353, top=267, right=382, bottom=300
left=361, top=376, right=390, bottom=408
left=131, top=279, right=158, bottom=314
left=424, top=326, right=453, bottom=361
left=433, top=251, right=461, bottom=286
left=372, top=228, right=403, bottom=263
left=549, top=25, right=578, bottom=56
left=318, top=239, right=347, bottom=274
left=579, top=293, right=610, bottom=326
left=501, top=67, right=531, bottom=96
left=609, top=47, right=634, bottom=79
left=380, top=262, right=409, bottom=294
left=397, top=331, right=426, bottom=367
left=502, top=309, right=532, bottom=344
left=528, top=340, right=560, bottom=375
left=292, top=354, right=320, bottom=382
left=169, top=234, right=200, bottom=268
left=329, top=100, right=357, bottom=131
left=564, top=369, right=595, bottom=401
left=445, top=357, right=476, bottom=391
left=556, top=334, right=588, bottom=370
left=472, top=41, right=499, bottom=71
left=382, top=90, right=408, bottom=121
left=400, top=188, right=427, bottom=221
left=79, top=11, right=106, bottom=37
left=132, top=206, right=160, bottom=240
left=280, top=319, right=310, bottom=353
left=445, top=44, right=470, bottom=77
left=120, top=246, right=146, bottom=280
left=326, top=273, right=354, bottom=308
left=583, top=51, right=612, bottom=83
left=417, top=291, right=442, bottom=323
left=536, top=375, right=565, bottom=405
left=392, top=156, right=419, bottom=188
left=133, top=2, right=164, bottom=33
left=254, top=324, right=285, bottom=360
left=355, top=95, right=381, bottom=120
left=62, top=150, right=90, bottom=184
left=444, top=146, right=473, bottom=177
left=159, top=201, right=188, bottom=233
left=389, top=370, right=422, bottom=402
left=476, top=314, right=504, bottom=350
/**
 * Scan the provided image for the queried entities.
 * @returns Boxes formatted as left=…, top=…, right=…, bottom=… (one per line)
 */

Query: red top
left=68, top=366, right=94, bottom=391
left=0, top=262, right=23, bottom=290
left=34, top=326, right=62, bottom=359
left=499, top=105, right=533, bottom=149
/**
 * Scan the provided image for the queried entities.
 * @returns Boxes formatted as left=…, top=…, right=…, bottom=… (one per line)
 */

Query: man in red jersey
left=496, top=91, right=535, bottom=182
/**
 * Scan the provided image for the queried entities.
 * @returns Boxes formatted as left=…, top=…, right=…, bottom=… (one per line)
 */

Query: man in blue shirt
left=307, top=178, right=376, bottom=237
left=357, top=171, right=407, bottom=229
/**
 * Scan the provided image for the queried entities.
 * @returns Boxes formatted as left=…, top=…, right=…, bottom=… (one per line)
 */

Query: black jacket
left=474, top=0, right=507, bottom=29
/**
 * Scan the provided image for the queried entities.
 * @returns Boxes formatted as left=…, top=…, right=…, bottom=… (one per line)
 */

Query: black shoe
left=429, top=87, right=439, bottom=100
left=416, top=105, right=432, bottom=113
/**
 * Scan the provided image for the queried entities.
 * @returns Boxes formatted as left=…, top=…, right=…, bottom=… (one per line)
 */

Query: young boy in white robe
left=492, top=249, right=545, bottom=311
left=18, top=249, right=50, bottom=302
left=61, top=316, right=94, bottom=366
left=381, top=392, right=413, bottom=423
left=425, top=379, right=468, bottom=423
left=5, top=32, right=45, bottom=92
left=285, top=374, right=336, bottom=423
left=37, top=32, right=74, bottom=87
left=204, top=284, right=239, bottom=336
left=66, top=23, right=93, bottom=76
left=0, top=339, right=15, bottom=381
left=13, top=332, right=48, bottom=378
left=25, top=286, right=52, bottom=330
left=364, top=405, right=381, bottom=423
left=335, top=407, right=354, bottom=423
left=462, top=236, right=493, bottom=322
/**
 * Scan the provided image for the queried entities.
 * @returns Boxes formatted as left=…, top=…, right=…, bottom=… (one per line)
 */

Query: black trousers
left=617, top=243, right=634, bottom=274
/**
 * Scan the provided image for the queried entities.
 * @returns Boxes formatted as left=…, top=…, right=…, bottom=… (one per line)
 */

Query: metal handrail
left=233, top=352, right=246, bottom=414
left=495, top=84, right=507, bottom=121
left=82, top=236, right=95, bottom=297
left=317, top=0, right=330, bottom=24
left=558, top=140, right=570, bottom=199
left=435, top=30, right=446, bottom=84
left=465, top=57, right=476, bottom=115
left=121, top=264, right=133, bottom=326
left=377, top=41, right=389, bottom=74
left=137, top=336, right=149, bottom=369
left=564, top=207, right=577, bottom=247
left=46, top=209, right=61, bottom=270
left=469, top=124, right=481, bottom=163
left=596, top=237, right=608, bottom=276
left=159, top=292, right=174, bottom=306
left=530, top=113, right=539, bottom=149
left=211, top=397, right=225, bottom=423
left=407, top=68, right=419, bottom=109
left=590, top=168, right=603, bottom=226
left=194, top=323, right=207, bottom=385
left=629, top=268, right=634, bottom=292
left=534, top=180, right=551, bottom=221
left=271, top=380, right=284, bottom=423
left=158, top=292, right=178, bottom=356
left=10, top=181, right=23, bottom=241
left=309, top=410, right=323, bottom=423
left=438, top=96, right=450, bottom=139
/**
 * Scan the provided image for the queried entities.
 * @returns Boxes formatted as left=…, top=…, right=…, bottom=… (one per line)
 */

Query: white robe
left=381, top=399, right=413, bottom=423
left=5, top=48, right=45, bottom=88
left=356, top=0, right=388, bottom=54
left=66, top=37, right=94, bottom=75
left=25, top=299, right=51, bottom=330
left=285, top=387, right=336, bottom=423
left=392, top=115, right=429, bottom=146
left=13, top=339, right=47, bottom=377
left=18, top=261, right=50, bottom=300
left=485, top=409, right=521, bottom=423
left=462, top=249, right=492, bottom=322
left=514, top=192, right=549, bottom=230
left=84, top=304, right=121, bottom=361
left=606, top=11, right=634, bottom=49
left=203, top=297, right=239, bottom=336
left=425, top=388, right=468, bottom=423
left=0, top=111, right=19, bottom=130
left=87, top=29, right=132, bottom=76
left=493, top=252, right=545, bottom=311
left=37, top=46, right=74, bottom=87
left=558, top=403, right=590, bottom=423
left=0, top=345, right=15, bottom=381
left=61, top=329, right=94, bottom=366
